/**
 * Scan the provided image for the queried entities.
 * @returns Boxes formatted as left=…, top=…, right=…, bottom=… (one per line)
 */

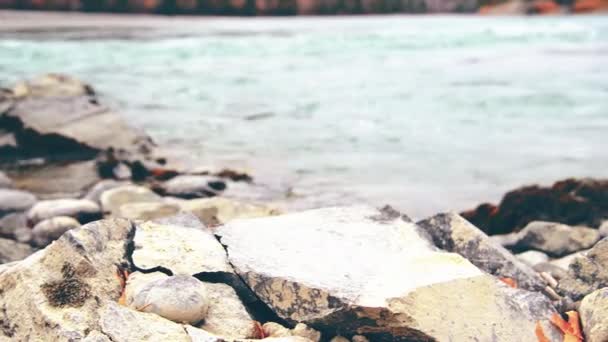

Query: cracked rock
left=132, top=219, right=232, bottom=274
left=218, top=206, right=561, bottom=341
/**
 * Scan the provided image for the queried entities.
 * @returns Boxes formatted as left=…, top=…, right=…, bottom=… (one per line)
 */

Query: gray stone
left=118, top=201, right=180, bottom=221
left=32, top=216, right=81, bottom=247
left=417, top=212, right=546, bottom=291
left=262, top=323, right=320, bottom=341
left=0, top=211, right=27, bottom=238
left=0, top=218, right=132, bottom=340
left=128, top=274, right=209, bottom=324
left=199, top=282, right=256, bottom=339
left=13, top=225, right=33, bottom=244
left=0, top=237, right=35, bottom=263
left=158, top=175, right=227, bottom=199
left=516, top=250, right=550, bottom=267
left=84, top=179, right=128, bottom=204
left=488, top=232, right=519, bottom=248
left=551, top=250, right=589, bottom=270
left=558, top=237, right=608, bottom=301
left=27, top=198, right=101, bottom=225
left=100, top=185, right=161, bottom=216
left=329, top=337, right=349, bottom=342
left=533, top=262, right=569, bottom=281
left=580, top=287, right=608, bottom=342
left=599, top=221, right=608, bottom=239
left=0, top=188, right=37, bottom=217
left=0, top=171, right=13, bottom=188
left=514, top=221, right=600, bottom=257
left=132, top=220, right=232, bottom=275
left=218, top=206, right=561, bottom=341
left=351, top=336, right=370, bottom=342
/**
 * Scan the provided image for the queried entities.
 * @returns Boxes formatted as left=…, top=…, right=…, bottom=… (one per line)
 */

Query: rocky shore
left=1, top=75, right=608, bottom=341
left=0, top=0, right=606, bottom=15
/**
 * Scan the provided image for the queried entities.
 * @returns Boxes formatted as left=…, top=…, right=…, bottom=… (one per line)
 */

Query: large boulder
left=0, top=188, right=37, bottom=217
left=580, top=287, right=608, bottom=342
left=558, top=237, right=608, bottom=300
left=217, top=206, right=561, bottom=340
left=0, top=237, right=35, bottom=264
left=0, top=218, right=132, bottom=340
left=1, top=74, right=153, bottom=162
left=511, top=221, right=600, bottom=257
left=417, top=212, right=546, bottom=291
left=27, top=198, right=102, bottom=225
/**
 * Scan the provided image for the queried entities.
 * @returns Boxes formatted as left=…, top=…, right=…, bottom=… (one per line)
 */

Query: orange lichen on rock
left=253, top=321, right=266, bottom=339
left=537, top=311, right=584, bottom=342
left=115, top=267, right=130, bottom=305
left=499, top=277, right=518, bottom=288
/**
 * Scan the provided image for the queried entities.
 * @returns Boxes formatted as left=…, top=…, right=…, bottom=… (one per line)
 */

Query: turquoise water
left=1, top=15, right=608, bottom=217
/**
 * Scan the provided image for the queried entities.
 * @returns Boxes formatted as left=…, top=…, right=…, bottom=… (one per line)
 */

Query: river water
left=1, top=14, right=607, bottom=218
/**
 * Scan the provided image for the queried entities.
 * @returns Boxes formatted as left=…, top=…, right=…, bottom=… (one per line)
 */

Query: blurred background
left=1, top=3, right=607, bottom=218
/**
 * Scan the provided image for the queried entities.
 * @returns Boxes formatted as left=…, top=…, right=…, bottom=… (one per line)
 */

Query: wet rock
left=516, top=250, right=550, bottom=267
left=27, top=198, right=102, bottom=225
left=218, top=206, right=561, bottom=340
left=513, top=221, right=600, bottom=257
left=132, top=220, right=232, bottom=274
left=179, top=197, right=280, bottom=226
left=32, top=216, right=81, bottom=247
left=461, top=178, right=608, bottom=235
left=599, top=221, right=608, bottom=238
left=118, top=201, right=180, bottom=221
left=0, top=211, right=27, bottom=238
left=84, top=179, right=128, bottom=204
left=0, top=237, right=35, bottom=263
left=128, top=274, right=209, bottom=324
left=558, top=237, right=608, bottom=300
left=154, top=175, right=227, bottom=199
left=0, top=171, right=13, bottom=188
left=99, top=185, right=162, bottom=216
left=0, top=188, right=37, bottom=217
left=417, top=212, right=545, bottom=291
left=0, top=218, right=132, bottom=340
left=579, top=287, right=608, bottom=342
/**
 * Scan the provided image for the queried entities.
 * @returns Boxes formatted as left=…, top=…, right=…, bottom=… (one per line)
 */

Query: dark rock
left=0, top=188, right=37, bottom=217
left=0, top=237, right=35, bottom=264
left=417, top=212, right=546, bottom=291
left=461, top=178, right=608, bottom=235
left=512, top=221, right=600, bottom=257
left=155, top=175, right=227, bottom=199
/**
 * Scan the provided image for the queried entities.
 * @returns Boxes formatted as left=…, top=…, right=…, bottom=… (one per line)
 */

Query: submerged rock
left=417, top=212, right=546, bottom=291
left=99, top=185, right=162, bottom=216
left=32, top=216, right=81, bottom=247
left=0, top=237, right=35, bottom=263
left=218, top=206, right=561, bottom=340
left=0, top=188, right=37, bottom=217
left=513, top=221, right=600, bottom=257
left=155, top=175, right=227, bottom=199
left=579, top=287, right=608, bottom=342
left=27, top=198, right=102, bottom=225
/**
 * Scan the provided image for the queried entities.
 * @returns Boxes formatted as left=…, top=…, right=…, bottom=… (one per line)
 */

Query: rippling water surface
left=2, top=15, right=607, bottom=217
